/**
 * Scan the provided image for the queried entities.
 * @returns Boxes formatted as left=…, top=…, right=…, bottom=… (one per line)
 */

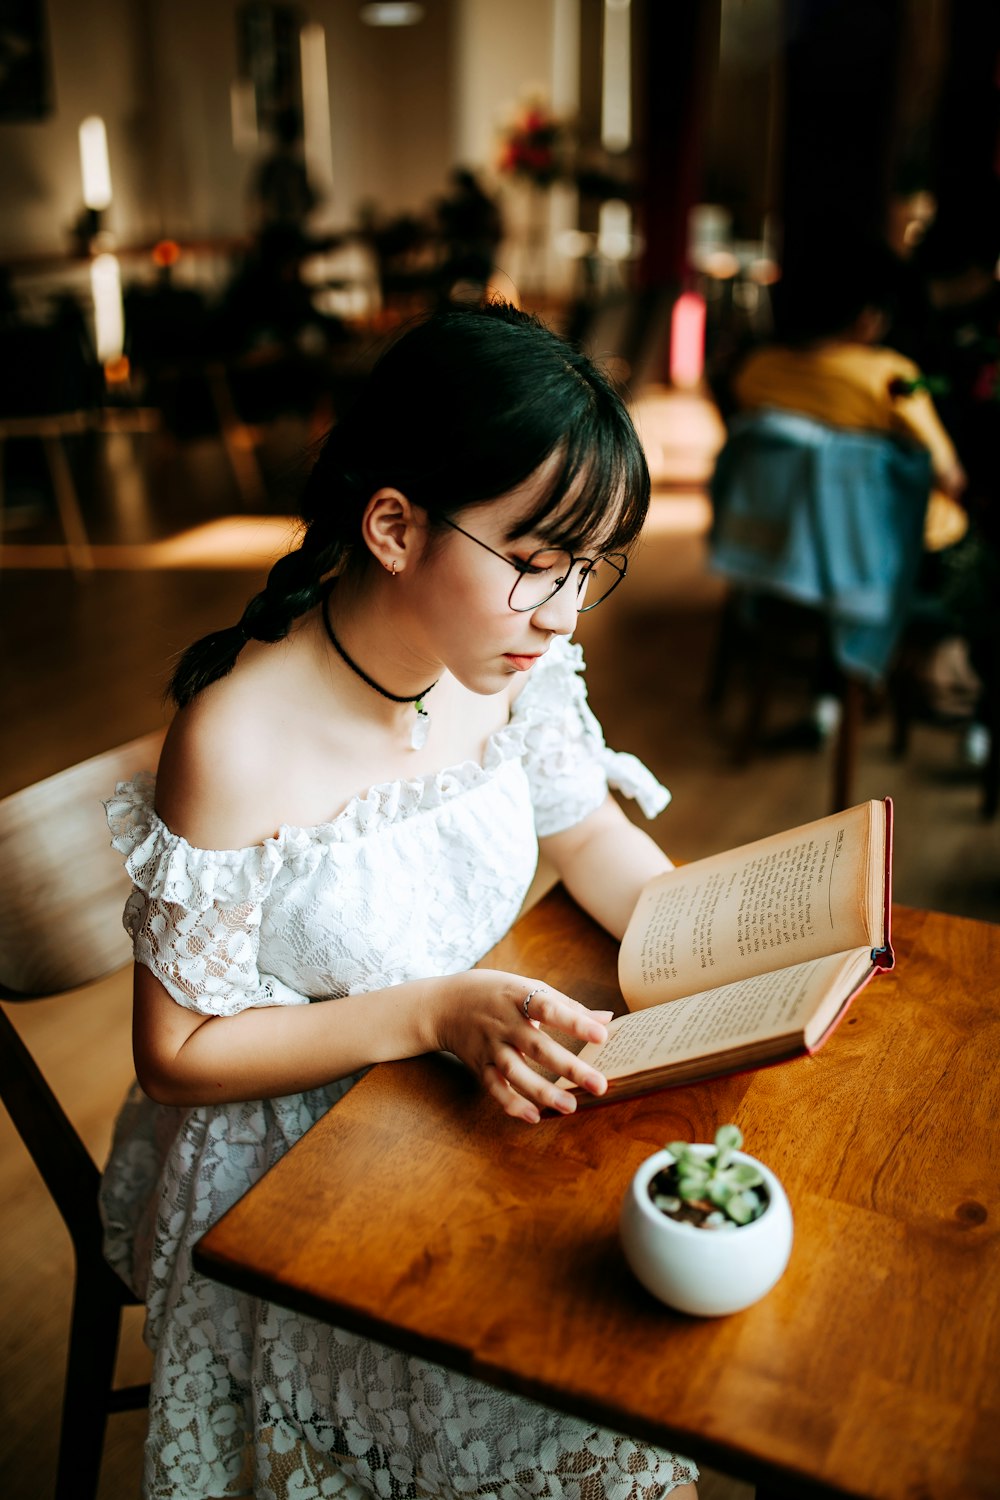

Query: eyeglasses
left=441, top=518, right=628, bottom=613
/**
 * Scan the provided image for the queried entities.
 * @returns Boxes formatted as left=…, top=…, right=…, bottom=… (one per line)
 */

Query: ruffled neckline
left=107, top=638, right=586, bottom=867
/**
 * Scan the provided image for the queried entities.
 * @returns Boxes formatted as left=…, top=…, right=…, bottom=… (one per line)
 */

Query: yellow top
left=733, top=342, right=967, bottom=550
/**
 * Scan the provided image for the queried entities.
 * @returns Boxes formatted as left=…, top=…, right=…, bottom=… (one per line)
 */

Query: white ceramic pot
left=620, top=1145, right=793, bottom=1317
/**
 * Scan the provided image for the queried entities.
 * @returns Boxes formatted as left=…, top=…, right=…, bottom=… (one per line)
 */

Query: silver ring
left=522, top=987, right=543, bottom=1020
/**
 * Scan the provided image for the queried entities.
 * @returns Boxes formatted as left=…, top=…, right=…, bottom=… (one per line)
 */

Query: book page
left=619, top=800, right=884, bottom=1008
left=572, top=947, right=873, bottom=1083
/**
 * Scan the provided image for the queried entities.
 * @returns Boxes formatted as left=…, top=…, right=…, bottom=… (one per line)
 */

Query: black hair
left=168, top=300, right=650, bottom=707
left=773, top=240, right=903, bottom=346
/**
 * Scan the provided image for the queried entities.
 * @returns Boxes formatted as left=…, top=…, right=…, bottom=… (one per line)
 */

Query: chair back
left=0, top=309, right=101, bottom=420
left=0, top=731, right=163, bottom=999
left=0, top=730, right=162, bottom=1253
left=0, top=734, right=161, bottom=1494
left=709, top=408, right=931, bottom=681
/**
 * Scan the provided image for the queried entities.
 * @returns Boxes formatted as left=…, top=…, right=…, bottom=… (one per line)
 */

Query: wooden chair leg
left=44, top=434, right=93, bottom=577
left=831, top=676, right=864, bottom=812
left=55, top=1262, right=127, bottom=1500
left=734, top=639, right=773, bottom=766
left=706, top=592, right=739, bottom=712
left=205, top=363, right=268, bottom=509
left=981, top=651, right=999, bottom=822
left=0, top=433, right=6, bottom=569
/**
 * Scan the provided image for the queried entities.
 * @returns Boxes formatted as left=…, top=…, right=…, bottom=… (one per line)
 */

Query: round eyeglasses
left=441, top=518, right=628, bottom=613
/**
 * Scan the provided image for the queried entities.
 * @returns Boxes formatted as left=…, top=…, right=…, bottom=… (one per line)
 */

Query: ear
left=359, top=488, right=423, bottom=575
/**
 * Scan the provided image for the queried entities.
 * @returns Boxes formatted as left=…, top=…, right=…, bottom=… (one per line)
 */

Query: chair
left=0, top=311, right=104, bottom=577
left=707, top=408, right=932, bottom=810
left=0, top=730, right=164, bottom=1500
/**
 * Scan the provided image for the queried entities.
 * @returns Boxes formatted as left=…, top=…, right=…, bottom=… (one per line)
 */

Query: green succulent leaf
left=660, top=1125, right=764, bottom=1225
left=727, top=1192, right=754, bottom=1224
left=729, top=1162, right=764, bottom=1188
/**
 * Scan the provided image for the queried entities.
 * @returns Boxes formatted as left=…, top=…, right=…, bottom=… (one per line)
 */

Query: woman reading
left=102, top=301, right=697, bottom=1500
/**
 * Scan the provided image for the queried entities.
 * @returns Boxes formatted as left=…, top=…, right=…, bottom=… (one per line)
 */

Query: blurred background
left=0, top=5, right=998, bottom=1489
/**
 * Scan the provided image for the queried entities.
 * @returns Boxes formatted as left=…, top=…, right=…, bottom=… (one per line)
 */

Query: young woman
left=102, top=301, right=697, bottom=1500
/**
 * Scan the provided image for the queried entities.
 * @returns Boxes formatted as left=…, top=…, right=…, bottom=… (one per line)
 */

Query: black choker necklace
left=322, top=594, right=438, bottom=749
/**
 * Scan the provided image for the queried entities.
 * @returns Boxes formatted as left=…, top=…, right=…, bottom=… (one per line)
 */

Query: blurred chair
left=707, top=408, right=931, bottom=810
left=0, top=312, right=103, bottom=575
left=0, top=730, right=163, bottom=1500
left=123, top=280, right=270, bottom=508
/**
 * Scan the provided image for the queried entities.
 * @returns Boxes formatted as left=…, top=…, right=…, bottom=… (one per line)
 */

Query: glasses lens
left=578, top=552, right=627, bottom=612
left=508, top=550, right=627, bottom=612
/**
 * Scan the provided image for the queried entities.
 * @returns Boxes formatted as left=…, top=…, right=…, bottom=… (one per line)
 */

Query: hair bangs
left=504, top=401, right=650, bottom=556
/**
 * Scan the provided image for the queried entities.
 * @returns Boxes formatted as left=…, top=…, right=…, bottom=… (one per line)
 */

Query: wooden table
left=195, top=889, right=1000, bottom=1500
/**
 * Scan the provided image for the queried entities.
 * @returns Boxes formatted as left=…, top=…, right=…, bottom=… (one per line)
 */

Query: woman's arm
left=539, top=794, right=673, bottom=941
left=133, top=960, right=611, bottom=1124
left=138, top=681, right=611, bottom=1124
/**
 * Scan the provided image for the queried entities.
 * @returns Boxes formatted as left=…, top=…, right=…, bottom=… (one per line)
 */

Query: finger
left=521, top=1033, right=609, bottom=1098
left=481, top=1063, right=541, bottom=1125
left=494, top=1049, right=579, bottom=1116
left=520, top=988, right=611, bottom=1044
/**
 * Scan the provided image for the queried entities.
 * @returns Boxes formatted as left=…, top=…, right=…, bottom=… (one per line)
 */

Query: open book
left=560, top=798, right=893, bottom=1103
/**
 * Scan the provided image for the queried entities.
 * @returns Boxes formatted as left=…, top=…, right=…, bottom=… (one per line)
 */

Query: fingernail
left=524, top=1108, right=540, bottom=1125
left=555, top=1094, right=576, bottom=1114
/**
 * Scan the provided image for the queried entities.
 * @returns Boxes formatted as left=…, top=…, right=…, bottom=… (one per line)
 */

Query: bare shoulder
left=156, top=649, right=292, bottom=850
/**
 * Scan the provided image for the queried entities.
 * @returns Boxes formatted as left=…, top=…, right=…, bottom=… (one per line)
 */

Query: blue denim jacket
left=709, top=408, right=931, bottom=680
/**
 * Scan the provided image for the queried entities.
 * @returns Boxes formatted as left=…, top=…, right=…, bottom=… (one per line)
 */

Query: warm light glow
left=90, top=253, right=124, bottom=362
left=601, top=0, right=631, bottom=152
left=598, top=198, right=632, bottom=261
left=669, top=291, right=706, bottom=389
left=300, top=24, right=334, bottom=197
left=360, top=3, right=424, bottom=24
left=555, top=228, right=593, bottom=259
left=104, top=355, right=131, bottom=384
left=0, top=516, right=296, bottom=572
left=152, top=240, right=181, bottom=269
left=79, top=116, right=112, bottom=211
left=551, top=0, right=580, bottom=115
left=701, top=248, right=740, bottom=280
left=230, top=77, right=259, bottom=154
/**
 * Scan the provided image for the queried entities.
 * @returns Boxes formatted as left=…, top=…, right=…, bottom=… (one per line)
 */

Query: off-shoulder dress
left=101, top=637, right=696, bottom=1500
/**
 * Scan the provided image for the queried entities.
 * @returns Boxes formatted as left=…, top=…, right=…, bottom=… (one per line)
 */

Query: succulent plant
left=651, top=1124, right=767, bottom=1229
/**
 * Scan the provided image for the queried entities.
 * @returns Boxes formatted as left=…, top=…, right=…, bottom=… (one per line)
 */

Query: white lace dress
left=100, top=638, right=696, bottom=1500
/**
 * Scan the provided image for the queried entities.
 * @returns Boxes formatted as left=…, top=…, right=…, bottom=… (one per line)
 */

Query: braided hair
left=168, top=299, right=649, bottom=706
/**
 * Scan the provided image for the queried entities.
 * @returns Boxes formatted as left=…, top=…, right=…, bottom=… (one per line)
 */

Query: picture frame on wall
left=0, top=0, right=53, bottom=121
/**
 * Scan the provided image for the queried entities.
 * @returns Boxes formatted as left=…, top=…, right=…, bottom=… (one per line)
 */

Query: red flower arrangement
left=497, top=99, right=567, bottom=187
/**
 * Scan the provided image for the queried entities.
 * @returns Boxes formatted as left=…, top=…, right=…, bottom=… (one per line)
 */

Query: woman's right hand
left=429, top=968, right=612, bottom=1124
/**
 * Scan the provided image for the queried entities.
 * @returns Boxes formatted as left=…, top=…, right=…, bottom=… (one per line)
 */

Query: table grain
left=195, top=889, right=1000, bottom=1500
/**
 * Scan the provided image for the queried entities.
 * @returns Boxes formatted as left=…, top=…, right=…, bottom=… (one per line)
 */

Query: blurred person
left=435, top=166, right=503, bottom=302
left=911, top=208, right=1000, bottom=760
left=731, top=240, right=968, bottom=554
left=716, top=241, right=981, bottom=740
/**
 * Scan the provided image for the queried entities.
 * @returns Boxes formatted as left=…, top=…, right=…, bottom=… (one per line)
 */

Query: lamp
left=360, top=4, right=424, bottom=25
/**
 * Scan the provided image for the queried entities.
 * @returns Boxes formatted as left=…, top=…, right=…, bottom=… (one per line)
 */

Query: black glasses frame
left=440, top=517, right=628, bottom=613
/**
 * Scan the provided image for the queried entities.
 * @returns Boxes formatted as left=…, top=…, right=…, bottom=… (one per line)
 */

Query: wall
left=0, top=0, right=152, bottom=254
left=0, top=0, right=569, bottom=259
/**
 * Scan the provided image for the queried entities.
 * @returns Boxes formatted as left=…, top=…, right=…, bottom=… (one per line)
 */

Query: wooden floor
left=1, top=388, right=996, bottom=1500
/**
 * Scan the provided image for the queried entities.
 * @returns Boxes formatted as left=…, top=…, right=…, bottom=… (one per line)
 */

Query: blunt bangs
left=305, top=301, right=650, bottom=560
left=502, top=403, right=650, bottom=557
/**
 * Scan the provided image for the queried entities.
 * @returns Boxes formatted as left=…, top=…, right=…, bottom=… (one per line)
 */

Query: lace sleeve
left=105, top=774, right=310, bottom=1018
left=515, top=639, right=670, bottom=838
